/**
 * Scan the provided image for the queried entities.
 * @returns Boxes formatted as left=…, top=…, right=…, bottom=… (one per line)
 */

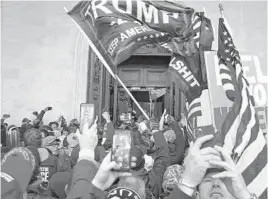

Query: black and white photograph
left=1, top=1, right=267, bottom=199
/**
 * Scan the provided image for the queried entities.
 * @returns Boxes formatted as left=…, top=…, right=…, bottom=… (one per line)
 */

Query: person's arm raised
left=168, top=135, right=221, bottom=198
left=209, top=146, right=252, bottom=199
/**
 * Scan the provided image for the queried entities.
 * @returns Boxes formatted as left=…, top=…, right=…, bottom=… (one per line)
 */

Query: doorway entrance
left=117, top=87, right=165, bottom=121
left=131, top=89, right=165, bottom=120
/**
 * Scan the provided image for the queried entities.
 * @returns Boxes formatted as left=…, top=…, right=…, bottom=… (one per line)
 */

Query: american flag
left=183, top=13, right=214, bottom=140
left=150, top=88, right=166, bottom=101
left=217, top=17, right=267, bottom=199
left=185, top=89, right=214, bottom=141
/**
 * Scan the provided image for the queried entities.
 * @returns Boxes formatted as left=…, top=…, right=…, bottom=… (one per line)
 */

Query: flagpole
left=219, top=3, right=224, bottom=18
left=64, top=7, right=150, bottom=120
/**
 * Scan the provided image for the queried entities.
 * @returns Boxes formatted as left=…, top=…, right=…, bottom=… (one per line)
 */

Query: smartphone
left=80, top=103, right=95, bottom=132
left=111, top=129, right=132, bottom=171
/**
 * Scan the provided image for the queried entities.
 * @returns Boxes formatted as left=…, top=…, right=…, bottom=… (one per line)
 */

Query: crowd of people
left=1, top=106, right=257, bottom=199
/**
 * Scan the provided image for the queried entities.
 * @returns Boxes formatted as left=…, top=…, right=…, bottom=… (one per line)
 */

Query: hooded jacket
left=132, top=130, right=170, bottom=199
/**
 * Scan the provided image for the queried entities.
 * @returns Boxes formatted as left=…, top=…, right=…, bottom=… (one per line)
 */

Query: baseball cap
left=1, top=147, right=38, bottom=199
left=42, top=136, right=60, bottom=147
left=66, top=133, right=78, bottom=148
left=162, top=164, right=184, bottom=193
left=22, top=118, right=31, bottom=123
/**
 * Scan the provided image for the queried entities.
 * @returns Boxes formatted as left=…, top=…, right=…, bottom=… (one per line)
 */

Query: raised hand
left=209, top=146, right=251, bottom=199
left=76, top=116, right=98, bottom=151
left=92, top=152, right=135, bottom=191
left=181, top=135, right=221, bottom=188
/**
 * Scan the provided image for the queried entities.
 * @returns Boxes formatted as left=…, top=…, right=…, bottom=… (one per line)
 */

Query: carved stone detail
left=92, top=56, right=101, bottom=114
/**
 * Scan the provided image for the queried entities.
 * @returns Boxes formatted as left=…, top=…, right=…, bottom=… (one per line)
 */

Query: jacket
left=67, top=160, right=107, bottom=199
left=135, top=130, right=170, bottom=199
left=166, top=186, right=192, bottom=199
left=169, top=121, right=188, bottom=165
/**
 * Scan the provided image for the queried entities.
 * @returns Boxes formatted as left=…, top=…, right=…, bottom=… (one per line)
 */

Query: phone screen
left=111, top=129, right=131, bottom=171
left=80, top=103, right=95, bottom=131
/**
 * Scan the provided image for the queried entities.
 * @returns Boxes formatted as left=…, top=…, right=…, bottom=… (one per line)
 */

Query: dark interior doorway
left=130, top=90, right=164, bottom=120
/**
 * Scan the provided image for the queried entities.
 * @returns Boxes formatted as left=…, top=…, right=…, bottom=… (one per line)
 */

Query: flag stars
left=160, top=32, right=165, bottom=36
left=224, top=40, right=228, bottom=44
left=143, top=36, right=147, bottom=39
left=150, top=35, right=154, bottom=38
left=225, top=49, right=230, bottom=53
left=223, top=31, right=228, bottom=35
left=226, top=57, right=231, bottom=61
left=137, top=38, right=141, bottom=42
left=228, top=43, right=234, bottom=47
left=228, top=37, right=232, bottom=41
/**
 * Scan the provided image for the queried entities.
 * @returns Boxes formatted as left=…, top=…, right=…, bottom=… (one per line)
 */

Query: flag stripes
left=192, top=13, right=202, bottom=48
left=233, top=89, right=258, bottom=156
left=241, top=145, right=267, bottom=185
left=217, top=17, right=267, bottom=198
left=237, top=128, right=266, bottom=172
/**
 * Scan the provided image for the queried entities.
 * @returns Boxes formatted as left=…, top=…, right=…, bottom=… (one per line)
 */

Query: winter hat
left=163, top=130, right=176, bottom=143
left=108, top=187, right=141, bottom=199
left=49, top=172, right=71, bottom=199
left=162, top=164, right=184, bottom=193
left=24, top=128, right=42, bottom=148
left=1, top=147, right=38, bottom=197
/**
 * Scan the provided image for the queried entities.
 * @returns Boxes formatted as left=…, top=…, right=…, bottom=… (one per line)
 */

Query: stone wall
left=1, top=1, right=89, bottom=125
left=1, top=1, right=267, bottom=126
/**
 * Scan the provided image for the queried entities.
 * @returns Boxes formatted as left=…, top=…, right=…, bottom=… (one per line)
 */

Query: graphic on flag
left=217, top=17, right=267, bottom=199
left=67, top=0, right=194, bottom=71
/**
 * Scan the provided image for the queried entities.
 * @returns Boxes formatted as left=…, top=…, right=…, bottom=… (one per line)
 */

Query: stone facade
left=1, top=1, right=266, bottom=125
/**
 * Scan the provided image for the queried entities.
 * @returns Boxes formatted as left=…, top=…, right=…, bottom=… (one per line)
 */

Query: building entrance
left=117, top=88, right=165, bottom=121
